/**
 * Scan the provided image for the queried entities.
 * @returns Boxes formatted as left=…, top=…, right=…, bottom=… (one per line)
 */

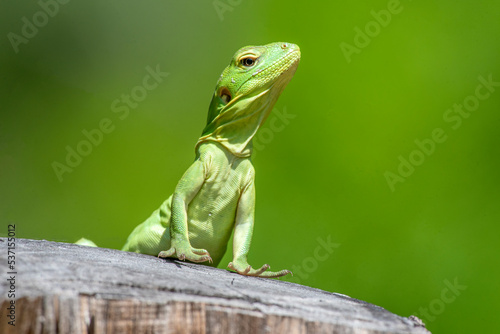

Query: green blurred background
left=1, top=1, right=499, bottom=332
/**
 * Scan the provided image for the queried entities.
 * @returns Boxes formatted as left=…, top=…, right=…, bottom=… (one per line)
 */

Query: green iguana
left=78, top=42, right=300, bottom=278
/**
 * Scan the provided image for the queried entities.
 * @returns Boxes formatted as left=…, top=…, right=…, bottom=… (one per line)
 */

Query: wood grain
left=0, top=238, right=430, bottom=333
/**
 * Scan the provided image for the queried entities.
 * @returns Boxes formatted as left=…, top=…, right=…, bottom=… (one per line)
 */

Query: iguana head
left=197, top=42, right=300, bottom=157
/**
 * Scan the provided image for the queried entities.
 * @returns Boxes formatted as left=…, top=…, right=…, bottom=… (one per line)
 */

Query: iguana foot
left=228, top=261, right=292, bottom=278
left=158, top=246, right=212, bottom=263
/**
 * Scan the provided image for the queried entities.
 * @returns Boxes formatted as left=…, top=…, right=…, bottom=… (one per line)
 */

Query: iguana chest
left=187, top=142, right=253, bottom=258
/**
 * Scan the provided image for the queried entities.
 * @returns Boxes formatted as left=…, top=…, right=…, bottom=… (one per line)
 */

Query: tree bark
left=0, top=238, right=430, bottom=334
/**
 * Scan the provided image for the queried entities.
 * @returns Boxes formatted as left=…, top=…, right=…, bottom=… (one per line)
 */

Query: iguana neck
left=195, top=42, right=300, bottom=158
left=196, top=85, right=282, bottom=157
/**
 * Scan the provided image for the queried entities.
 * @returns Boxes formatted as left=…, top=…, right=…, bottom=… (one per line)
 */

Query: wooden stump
left=0, top=238, right=430, bottom=333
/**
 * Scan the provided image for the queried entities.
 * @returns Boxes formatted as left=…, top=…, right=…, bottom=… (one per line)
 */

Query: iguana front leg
left=158, top=160, right=212, bottom=263
left=228, top=176, right=291, bottom=278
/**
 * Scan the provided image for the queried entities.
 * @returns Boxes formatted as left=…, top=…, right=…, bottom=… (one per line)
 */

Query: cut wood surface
left=0, top=238, right=430, bottom=334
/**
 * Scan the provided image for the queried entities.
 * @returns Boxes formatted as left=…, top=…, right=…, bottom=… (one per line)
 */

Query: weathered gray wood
left=0, top=238, right=430, bottom=333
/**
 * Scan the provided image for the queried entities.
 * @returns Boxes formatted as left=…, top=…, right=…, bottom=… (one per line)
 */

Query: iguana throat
left=196, top=42, right=300, bottom=157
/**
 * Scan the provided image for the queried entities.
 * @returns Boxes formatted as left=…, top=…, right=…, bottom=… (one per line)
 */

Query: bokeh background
left=1, top=1, right=499, bottom=332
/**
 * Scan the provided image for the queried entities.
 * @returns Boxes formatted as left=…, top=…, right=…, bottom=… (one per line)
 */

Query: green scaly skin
left=82, top=42, right=300, bottom=278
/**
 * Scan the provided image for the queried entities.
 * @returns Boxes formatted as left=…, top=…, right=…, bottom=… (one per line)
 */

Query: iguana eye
left=241, top=57, right=255, bottom=67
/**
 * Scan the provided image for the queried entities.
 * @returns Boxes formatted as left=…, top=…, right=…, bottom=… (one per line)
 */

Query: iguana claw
left=158, top=246, right=212, bottom=263
left=228, top=261, right=291, bottom=278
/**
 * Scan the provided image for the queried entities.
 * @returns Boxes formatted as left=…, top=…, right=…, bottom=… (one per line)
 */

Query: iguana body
left=80, top=42, right=300, bottom=278
left=122, top=141, right=254, bottom=268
